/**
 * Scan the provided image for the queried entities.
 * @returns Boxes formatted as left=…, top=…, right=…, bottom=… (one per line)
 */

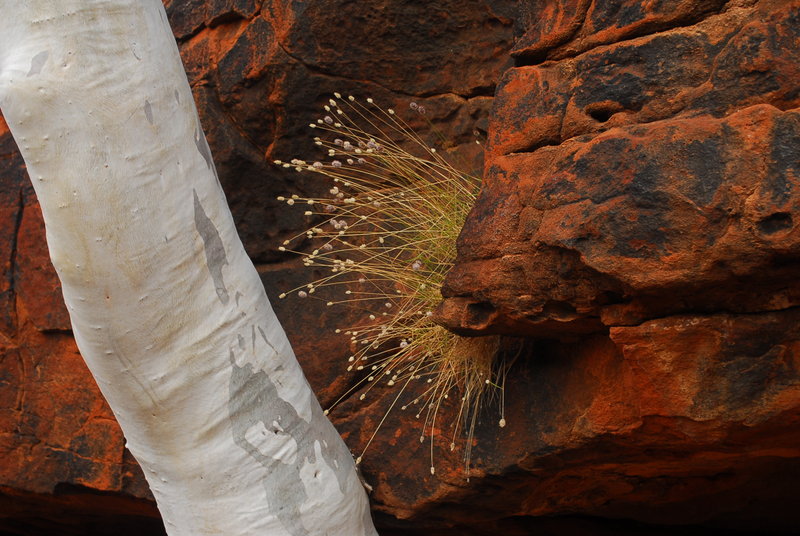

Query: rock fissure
left=604, top=302, right=800, bottom=330
left=7, top=188, right=24, bottom=335
left=513, top=0, right=732, bottom=66
left=275, top=40, right=498, bottom=103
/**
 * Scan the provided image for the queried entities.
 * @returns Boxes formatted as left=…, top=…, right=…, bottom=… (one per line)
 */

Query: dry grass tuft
left=275, top=94, right=512, bottom=476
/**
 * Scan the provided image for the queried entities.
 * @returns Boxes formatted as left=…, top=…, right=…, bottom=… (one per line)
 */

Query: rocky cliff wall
left=1, top=1, right=799, bottom=535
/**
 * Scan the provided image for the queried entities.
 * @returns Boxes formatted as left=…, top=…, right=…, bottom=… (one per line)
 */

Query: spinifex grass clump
left=275, top=94, right=509, bottom=476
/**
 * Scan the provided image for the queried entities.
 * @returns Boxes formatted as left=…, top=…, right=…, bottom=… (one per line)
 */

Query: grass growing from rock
left=275, top=94, right=510, bottom=476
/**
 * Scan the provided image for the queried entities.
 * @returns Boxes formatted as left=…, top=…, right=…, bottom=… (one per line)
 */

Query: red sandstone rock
left=339, top=314, right=800, bottom=533
left=440, top=104, right=800, bottom=334
left=440, top=0, right=800, bottom=335
left=426, top=0, right=800, bottom=533
left=493, top=1, right=800, bottom=157
left=15, top=200, right=71, bottom=332
left=513, top=0, right=729, bottom=62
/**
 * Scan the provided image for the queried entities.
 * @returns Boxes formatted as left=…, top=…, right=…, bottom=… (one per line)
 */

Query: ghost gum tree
left=0, top=1, right=377, bottom=535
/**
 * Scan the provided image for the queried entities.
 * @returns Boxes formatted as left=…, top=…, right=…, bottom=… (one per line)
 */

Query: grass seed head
left=276, top=94, right=512, bottom=477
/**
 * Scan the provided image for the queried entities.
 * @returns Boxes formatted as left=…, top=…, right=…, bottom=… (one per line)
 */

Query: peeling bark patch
left=194, top=122, right=213, bottom=169
left=193, top=190, right=229, bottom=304
left=27, top=51, right=48, bottom=77
left=144, top=100, right=154, bottom=124
left=228, top=349, right=356, bottom=535
left=228, top=354, right=308, bottom=535
left=257, top=325, right=279, bottom=357
left=193, top=112, right=223, bottom=188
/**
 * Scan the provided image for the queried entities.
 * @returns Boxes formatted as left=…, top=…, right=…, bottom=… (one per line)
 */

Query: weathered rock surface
left=2, top=0, right=800, bottom=535
left=440, top=0, right=800, bottom=335
left=429, top=0, right=800, bottom=534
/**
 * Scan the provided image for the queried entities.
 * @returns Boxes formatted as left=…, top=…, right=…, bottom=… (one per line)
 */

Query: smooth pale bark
left=0, top=2, right=376, bottom=535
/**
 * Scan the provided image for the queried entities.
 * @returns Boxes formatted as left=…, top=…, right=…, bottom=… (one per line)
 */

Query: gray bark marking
left=194, top=125, right=213, bottom=169
left=228, top=342, right=356, bottom=535
left=27, top=51, right=48, bottom=77
left=174, top=89, right=180, bottom=104
left=228, top=350, right=310, bottom=536
left=257, top=326, right=279, bottom=357
left=193, top=113, right=223, bottom=190
left=144, top=100, right=154, bottom=124
left=193, top=190, right=229, bottom=304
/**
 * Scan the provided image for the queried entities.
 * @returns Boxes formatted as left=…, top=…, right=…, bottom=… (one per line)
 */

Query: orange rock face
left=430, top=0, right=800, bottom=534
left=2, top=0, right=800, bottom=535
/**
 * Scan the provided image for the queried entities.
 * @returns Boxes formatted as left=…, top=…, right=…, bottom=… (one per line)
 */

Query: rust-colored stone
left=0, top=309, right=154, bottom=523
left=15, top=199, right=71, bottom=332
left=428, top=0, right=800, bottom=533
left=513, top=0, right=729, bottom=62
left=442, top=104, right=800, bottom=333
left=495, top=1, right=800, bottom=157
left=339, top=316, right=800, bottom=533
left=441, top=0, right=800, bottom=335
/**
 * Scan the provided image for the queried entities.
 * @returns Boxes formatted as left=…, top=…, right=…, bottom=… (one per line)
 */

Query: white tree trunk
left=0, top=1, right=376, bottom=534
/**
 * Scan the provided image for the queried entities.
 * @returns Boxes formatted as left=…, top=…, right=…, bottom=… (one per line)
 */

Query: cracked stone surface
left=2, top=0, right=800, bottom=535
left=429, top=0, right=800, bottom=532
